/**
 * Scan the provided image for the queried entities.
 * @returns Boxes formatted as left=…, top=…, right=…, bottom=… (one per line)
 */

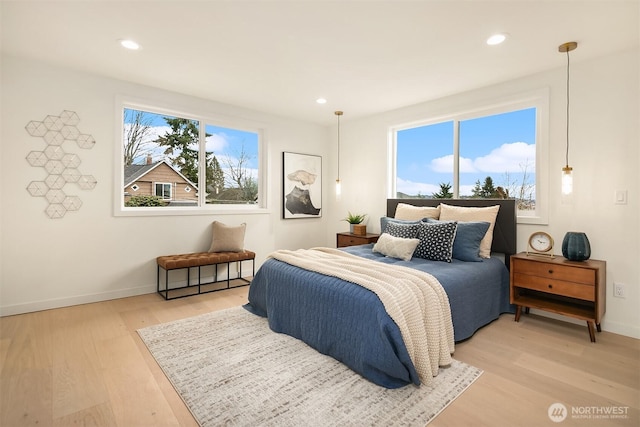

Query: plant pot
left=352, top=224, right=367, bottom=236
left=562, top=232, right=591, bottom=261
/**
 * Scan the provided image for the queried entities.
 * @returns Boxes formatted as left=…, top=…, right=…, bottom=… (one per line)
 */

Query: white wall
left=0, top=55, right=330, bottom=315
left=329, top=48, right=639, bottom=338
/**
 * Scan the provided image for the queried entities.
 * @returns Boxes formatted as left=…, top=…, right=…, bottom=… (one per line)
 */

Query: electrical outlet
left=613, top=283, right=626, bottom=298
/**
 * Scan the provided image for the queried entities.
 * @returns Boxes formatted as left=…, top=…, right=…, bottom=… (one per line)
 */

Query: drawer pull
left=548, top=269, right=553, bottom=274
left=548, top=284, right=553, bottom=289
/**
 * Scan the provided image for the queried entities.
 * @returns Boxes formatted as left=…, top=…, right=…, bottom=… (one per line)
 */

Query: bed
left=244, top=199, right=516, bottom=389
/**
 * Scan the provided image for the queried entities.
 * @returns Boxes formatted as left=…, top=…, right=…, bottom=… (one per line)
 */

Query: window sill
left=113, top=205, right=271, bottom=217
left=517, top=214, right=548, bottom=226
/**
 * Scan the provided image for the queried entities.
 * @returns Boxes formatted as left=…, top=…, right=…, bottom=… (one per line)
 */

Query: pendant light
left=335, top=111, right=343, bottom=197
left=559, top=41, right=577, bottom=195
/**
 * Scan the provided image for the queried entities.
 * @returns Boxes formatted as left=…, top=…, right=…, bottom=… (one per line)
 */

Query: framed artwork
left=283, top=152, right=322, bottom=218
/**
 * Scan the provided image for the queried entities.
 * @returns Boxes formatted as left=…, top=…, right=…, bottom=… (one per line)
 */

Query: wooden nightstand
left=510, top=252, right=606, bottom=342
left=336, top=232, right=380, bottom=248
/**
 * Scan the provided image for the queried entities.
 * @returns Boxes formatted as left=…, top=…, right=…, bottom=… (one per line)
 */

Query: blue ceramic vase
left=562, top=232, right=591, bottom=261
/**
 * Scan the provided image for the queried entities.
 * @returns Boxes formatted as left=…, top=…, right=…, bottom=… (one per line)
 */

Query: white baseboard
left=0, top=284, right=156, bottom=317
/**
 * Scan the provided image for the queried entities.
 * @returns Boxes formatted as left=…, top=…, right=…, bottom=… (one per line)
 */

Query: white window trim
left=388, top=88, right=549, bottom=225
left=113, top=95, right=269, bottom=217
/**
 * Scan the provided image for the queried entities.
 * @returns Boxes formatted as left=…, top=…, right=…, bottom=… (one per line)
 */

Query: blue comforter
left=244, top=244, right=512, bottom=388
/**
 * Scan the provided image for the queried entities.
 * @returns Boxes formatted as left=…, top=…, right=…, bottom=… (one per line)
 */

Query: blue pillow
left=379, top=216, right=421, bottom=234
left=427, top=218, right=490, bottom=262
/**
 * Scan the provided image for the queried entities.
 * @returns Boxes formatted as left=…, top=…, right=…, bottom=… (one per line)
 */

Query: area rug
left=138, top=306, right=482, bottom=427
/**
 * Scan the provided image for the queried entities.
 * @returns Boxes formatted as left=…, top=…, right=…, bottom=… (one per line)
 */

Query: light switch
left=614, top=190, right=627, bottom=205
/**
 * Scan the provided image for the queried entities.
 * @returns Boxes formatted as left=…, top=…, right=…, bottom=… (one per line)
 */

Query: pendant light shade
left=561, top=166, right=573, bottom=195
left=559, top=41, right=577, bottom=196
left=335, top=111, right=343, bottom=197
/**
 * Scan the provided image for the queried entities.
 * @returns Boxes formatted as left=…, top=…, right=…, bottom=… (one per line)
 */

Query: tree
left=482, top=176, right=497, bottom=197
left=155, top=117, right=202, bottom=184
left=432, top=182, right=453, bottom=199
left=471, top=180, right=483, bottom=198
left=472, top=176, right=499, bottom=198
left=502, top=159, right=535, bottom=210
left=221, top=142, right=257, bottom=202
left=123, top=109, right=154, bottom=166
left=242, top=175, right=258, bottom=202
left=208, top=155, right=225, bottom=195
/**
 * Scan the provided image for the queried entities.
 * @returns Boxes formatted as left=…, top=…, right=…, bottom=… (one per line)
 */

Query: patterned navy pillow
left=386, top=222, right=420, bottom=239
left=414, top=221, right=458, bottom=262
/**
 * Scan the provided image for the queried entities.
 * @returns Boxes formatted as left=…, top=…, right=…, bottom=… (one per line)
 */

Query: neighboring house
left=124, top=157, right=198, bottom=205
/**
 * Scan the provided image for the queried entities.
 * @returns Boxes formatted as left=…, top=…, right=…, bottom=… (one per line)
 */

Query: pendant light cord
left=565, top=50, right=570, bottom=168
left=337, top=113, right=340, bottom=180
left=335, top=111, right=343, bottom=181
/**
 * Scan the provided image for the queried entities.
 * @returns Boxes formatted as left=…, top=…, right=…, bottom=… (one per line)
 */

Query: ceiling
left=1, top=1, right=638, bottom=125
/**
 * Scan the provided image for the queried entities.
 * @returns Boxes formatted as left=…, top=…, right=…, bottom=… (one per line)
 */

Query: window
left=155, top=182, right=172, bottom=199
left=204, top=123, right=259, bottom=205
left=116, top=100, right=265, bottom=215
left=391, top=91, right=548, bottom=223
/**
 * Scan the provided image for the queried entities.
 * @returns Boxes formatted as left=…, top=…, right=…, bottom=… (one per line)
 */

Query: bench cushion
left=157, top=250, right=255, bottom=270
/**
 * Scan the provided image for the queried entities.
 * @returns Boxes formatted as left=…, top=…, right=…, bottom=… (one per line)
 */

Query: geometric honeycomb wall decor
left=25, top=110, right=97, bottom=219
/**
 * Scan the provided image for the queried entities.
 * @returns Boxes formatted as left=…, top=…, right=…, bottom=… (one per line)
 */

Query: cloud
left=473, top=142, right=535, bottom=173
left=396, top=177, right=441, bottom=196
left=206, top=132, right=229, bottom=153
left=430, top=155, right=453, bottom=173
left=429, top=154, right=477, bottom=173
left=429, top=142, right=534, bottom=174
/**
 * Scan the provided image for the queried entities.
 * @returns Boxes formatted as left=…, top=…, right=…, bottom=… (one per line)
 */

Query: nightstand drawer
left=336, top=232, right=379, bottom=248
left=512, top=258, right=596, bottom=285
left=514, top=273, right=595, bottom=301
left=338, top=235, right=368, bottom=247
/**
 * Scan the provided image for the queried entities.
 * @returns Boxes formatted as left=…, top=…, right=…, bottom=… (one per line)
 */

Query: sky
left=396, top=108, right=536, bottom=197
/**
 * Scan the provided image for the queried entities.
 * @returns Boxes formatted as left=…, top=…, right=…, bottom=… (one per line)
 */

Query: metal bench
left=156, top=250, right=255, bottom=300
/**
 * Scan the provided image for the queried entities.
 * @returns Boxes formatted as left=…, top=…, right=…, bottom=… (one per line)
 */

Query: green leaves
left=343, top=211, right=366, bottom=224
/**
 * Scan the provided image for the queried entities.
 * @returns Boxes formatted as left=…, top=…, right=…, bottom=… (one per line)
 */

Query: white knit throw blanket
left=269, top=247, right=455, bottom=385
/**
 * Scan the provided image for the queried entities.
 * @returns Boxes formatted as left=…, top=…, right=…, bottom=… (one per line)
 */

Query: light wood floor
left=1, top=287, right=638, bottom=427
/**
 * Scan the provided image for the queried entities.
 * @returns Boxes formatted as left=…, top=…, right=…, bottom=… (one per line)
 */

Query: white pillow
left=394, top=203, right=440, bottom=221
left=208, top=221, right=246, bottom=252
left=372, top=233, right=420, bottom=261
left=438, top=204, right=499, bottom=258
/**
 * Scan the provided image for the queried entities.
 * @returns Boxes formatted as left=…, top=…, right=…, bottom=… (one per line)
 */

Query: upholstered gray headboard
left=386, top=198, right=517, bottom=259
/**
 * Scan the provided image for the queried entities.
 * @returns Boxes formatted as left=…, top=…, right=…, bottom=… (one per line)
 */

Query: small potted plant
left=344, top=212, right=367, bottom=235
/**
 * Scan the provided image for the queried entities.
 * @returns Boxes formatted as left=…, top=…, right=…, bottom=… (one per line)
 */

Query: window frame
left=114, top=96, right=269, bottom=217
left=389, top=89, right=549, bottom=225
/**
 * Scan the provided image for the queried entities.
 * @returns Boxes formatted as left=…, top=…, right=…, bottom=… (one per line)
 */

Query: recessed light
left=119, top=39, right=141, bottom=50
left=486, top=33, right=507, bottom=46
left=316, top=98, right=327, bottom=104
